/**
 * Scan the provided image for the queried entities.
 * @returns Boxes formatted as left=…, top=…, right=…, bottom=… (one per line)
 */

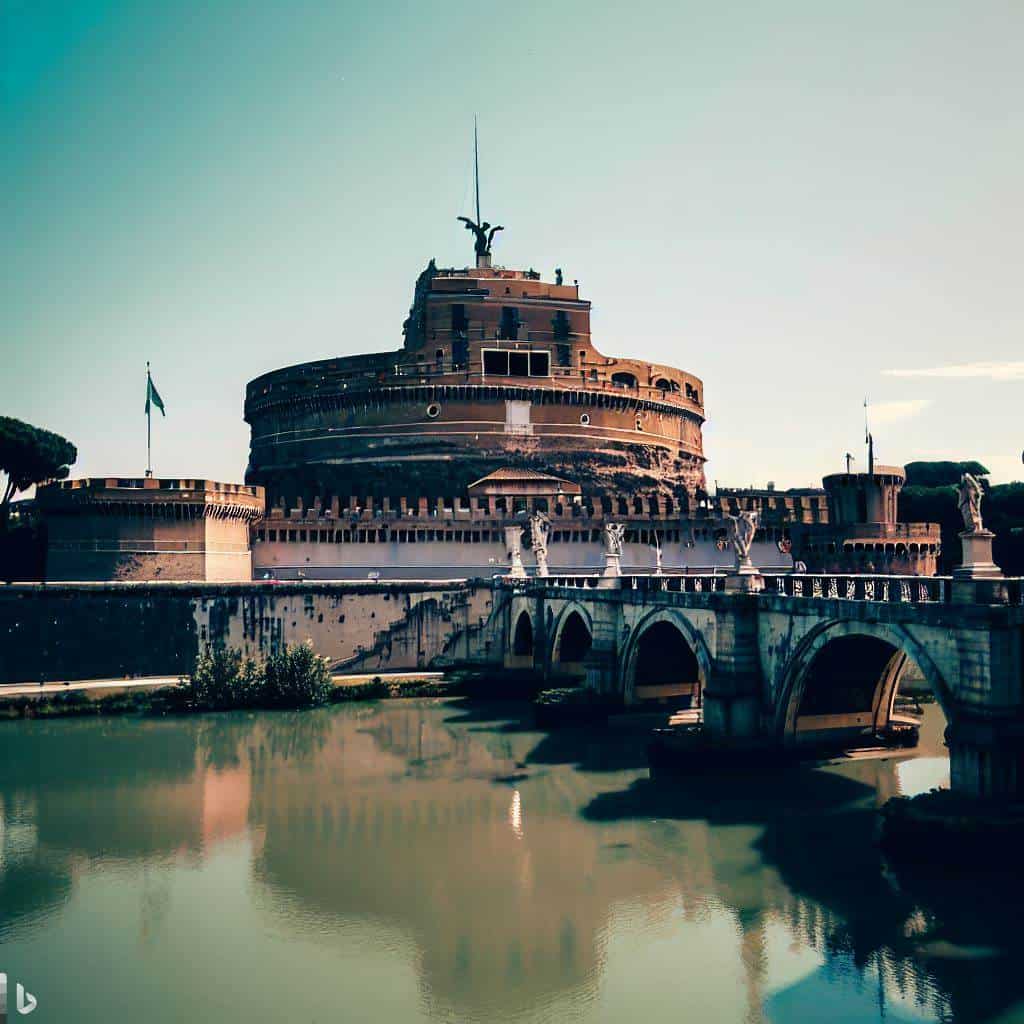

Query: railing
left=772, top=574, right=951, bottom=604
left=621, top=574, right=726, bottom=593
left=496, top=572, right=1024, bottom=605
left=505, top=573, right=727, bottom=593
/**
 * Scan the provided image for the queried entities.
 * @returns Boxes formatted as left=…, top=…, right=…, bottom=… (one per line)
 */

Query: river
left=1, top=699, right=1021, bottom=1023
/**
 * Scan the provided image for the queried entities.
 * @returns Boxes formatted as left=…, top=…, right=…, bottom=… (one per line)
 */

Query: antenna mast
left=864, top=397, right=875, bottom=475
left=474, top=115, right=481, bottom=226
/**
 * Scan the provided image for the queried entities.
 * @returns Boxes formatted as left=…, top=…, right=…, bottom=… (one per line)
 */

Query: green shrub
left=262, top=642, right=333, bottom=708
left=187, top=647, right=263, bottom=710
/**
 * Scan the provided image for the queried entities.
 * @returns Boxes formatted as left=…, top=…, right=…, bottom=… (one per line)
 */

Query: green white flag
left=146, top=373, right=166, bottom=417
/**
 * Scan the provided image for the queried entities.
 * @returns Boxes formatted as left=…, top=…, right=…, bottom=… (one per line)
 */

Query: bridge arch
left=622, top=609, right=712, bottom=705
left=775, top=619, right=952, bottom=748
left=550, top=603, right=594, bottom=677
left=512, top=610, right=534, bottom=658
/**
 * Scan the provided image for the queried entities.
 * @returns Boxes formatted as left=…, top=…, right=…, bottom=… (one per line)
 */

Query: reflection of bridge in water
left=0, top=704, right=1020, bottom=1021
left=490, top=572, right=1024, bottom=799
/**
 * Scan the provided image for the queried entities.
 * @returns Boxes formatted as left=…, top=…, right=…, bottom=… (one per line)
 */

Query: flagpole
left=146, top=362, right=152, bottom=478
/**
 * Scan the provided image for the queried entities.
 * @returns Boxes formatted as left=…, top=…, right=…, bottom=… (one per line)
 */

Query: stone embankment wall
left=0, top=581, right=495, bottom=684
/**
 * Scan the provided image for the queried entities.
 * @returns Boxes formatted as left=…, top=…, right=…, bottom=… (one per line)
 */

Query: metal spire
left=474, top=115, right=481, bottom=226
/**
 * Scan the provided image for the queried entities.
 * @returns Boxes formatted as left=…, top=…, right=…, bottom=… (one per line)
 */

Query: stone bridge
left=3, top=570, right=1023, bottom=801
left=487, top=572, right=1024, bottom=800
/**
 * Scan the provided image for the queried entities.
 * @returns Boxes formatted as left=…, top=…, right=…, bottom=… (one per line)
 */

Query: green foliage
left=903, top=460, right=989, bottom=488
left=900, top=470, right=1024, bottom=575
left=328, top=676, right=454, bottom=702
left=187, top=642, right=332, bottom=711
left=262, top=642, right=333, bottom=708
left=188, top=647, right=261, bottom=710
left=0, top=417, right=77, bottom=528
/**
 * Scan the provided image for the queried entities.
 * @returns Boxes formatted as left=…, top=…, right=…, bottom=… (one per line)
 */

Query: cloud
left=868, top=399, right=932, bottom=424
left=882, top=361, right=1024, bottom=381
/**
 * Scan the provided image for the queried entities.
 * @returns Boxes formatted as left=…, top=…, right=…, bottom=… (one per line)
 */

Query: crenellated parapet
left=38, top=478, right=265, bottom=522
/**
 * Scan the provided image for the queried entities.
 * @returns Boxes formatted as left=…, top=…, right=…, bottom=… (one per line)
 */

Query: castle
left=36, top=220, right=940, bottom=581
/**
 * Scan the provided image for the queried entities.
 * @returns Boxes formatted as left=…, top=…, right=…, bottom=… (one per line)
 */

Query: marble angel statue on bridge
left=604, top=522, right=626, bottom=557
left=727, top=510, right=759, bottom=568
left=530, top=510, right=551, bottom=577
left=957, top=472, right=984, bottom=534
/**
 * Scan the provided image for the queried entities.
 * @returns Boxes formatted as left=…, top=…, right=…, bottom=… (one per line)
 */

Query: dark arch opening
left=558, top=611, right=592, bottom=664
left=633, top=621, right=701, bottom=706
left=798, top=636, right=898, bottom=718
left=513, top=612, right=534, bottom=657
left=611, top=371, right=638, bottom=388
left=790, top=633, right=946, bottom=753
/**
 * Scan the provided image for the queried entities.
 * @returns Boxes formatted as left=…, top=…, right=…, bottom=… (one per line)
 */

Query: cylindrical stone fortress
left=244, top=261, right=706, bottom=510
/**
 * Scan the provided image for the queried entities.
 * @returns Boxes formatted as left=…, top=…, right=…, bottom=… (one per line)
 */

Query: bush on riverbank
left=329, top=676, right=455, bottom=702
left=262, top=643, right=333, bottom=708
left=189, top=648, right=262, bottom=710
left=187, top=642, right=332, bottom=711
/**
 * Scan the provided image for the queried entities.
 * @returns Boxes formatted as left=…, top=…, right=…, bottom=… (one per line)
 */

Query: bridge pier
left=948, top=720, right=1024, bottom=801
left=703, top=592, right=763, bottom=741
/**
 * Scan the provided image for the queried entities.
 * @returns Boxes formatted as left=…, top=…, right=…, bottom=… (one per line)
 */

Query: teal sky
left=3, top=1, right=1022, bottom=489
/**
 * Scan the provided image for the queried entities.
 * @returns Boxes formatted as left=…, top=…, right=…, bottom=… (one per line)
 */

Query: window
left=509, top=351, right=529, bottom=376
left=612, top=371, right=638, bottom=388
left=451, top=304, right=468, bottom=334
left=482, top=349, right=550, bottom=377
left=498, top=307, right=520, bottom=340
left=552, top=310, right=570, bottom=340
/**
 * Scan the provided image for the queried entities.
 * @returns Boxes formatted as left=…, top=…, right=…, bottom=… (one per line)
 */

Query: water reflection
left=0, top=701, right=1021, bottom=1023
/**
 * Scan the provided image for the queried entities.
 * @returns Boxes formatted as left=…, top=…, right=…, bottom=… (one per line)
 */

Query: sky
left=2, top=0, right=1022, bottom=489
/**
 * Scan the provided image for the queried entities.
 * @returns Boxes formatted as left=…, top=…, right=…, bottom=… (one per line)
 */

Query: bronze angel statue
left=458, top=216, right=504, bottom=257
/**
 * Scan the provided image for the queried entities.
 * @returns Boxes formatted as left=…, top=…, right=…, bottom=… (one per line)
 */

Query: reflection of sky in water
left=896, top=757, right=950, bottom=798
left=762, top=920, right=942, bottom=1024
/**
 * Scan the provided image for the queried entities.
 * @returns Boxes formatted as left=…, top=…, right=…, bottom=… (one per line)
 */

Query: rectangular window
left=451, top=304, right=468, bottom=333
left=268, top=530, right=277, bottom=542
left=483, top=349, right=507, bottom=375
left=498, top=307, right=519, bottom=340
left=508, top=351, right=529, bottom=376
left=483, top=348, right=549, bottom=378
left=552, top=310, right=570, bottom=341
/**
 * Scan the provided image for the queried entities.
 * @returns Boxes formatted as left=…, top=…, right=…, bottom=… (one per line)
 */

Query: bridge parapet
left=773, top=573, right=951, bottom=604
left=505, top=571, right=1024, bottom=608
